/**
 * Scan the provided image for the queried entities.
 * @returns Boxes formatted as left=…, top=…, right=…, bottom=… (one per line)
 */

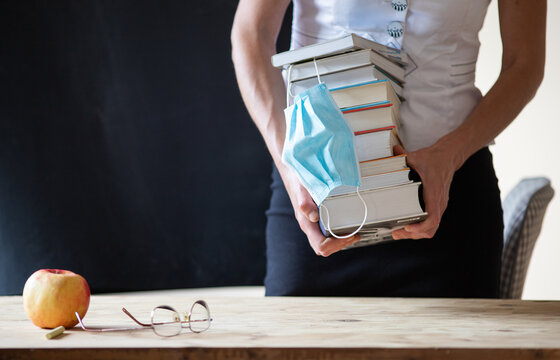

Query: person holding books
left=231, top=0, right=546, bottom=297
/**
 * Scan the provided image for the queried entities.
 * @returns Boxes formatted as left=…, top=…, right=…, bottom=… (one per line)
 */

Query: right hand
left=278, top=166, right=360, bottom=257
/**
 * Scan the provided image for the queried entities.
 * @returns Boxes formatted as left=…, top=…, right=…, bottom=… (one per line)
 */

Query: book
left=290, top=65, right=403, bottom=98
left=274, top=35, right=426, bottom=249
left=340, top=226, right=396, bottom=248
left=339, top=213, right=427, bottom=249
left=330, top=80, right=400, bottom=110
left=329, top=168, right=412, bottom=196
left=354, top=127, right=400, bottom=162
left=272, top=33, right=408, bottom=68
left=343, top=103, right=399, bottom=134
left=287, top=49, right=405, bottom=84
left=359, top=154, right=408, bottom=177
left=319, top=182, right=427, bottom=234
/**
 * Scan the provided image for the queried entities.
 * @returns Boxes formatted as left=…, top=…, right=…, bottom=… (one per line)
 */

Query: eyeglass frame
left=75, top=299, right=212, bottom=337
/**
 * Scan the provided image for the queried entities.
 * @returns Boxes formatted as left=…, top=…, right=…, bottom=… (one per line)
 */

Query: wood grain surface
left=1, top=287, right=559, bottom=359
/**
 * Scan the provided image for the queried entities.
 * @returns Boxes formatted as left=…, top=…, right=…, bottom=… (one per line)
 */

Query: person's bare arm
left=231, top=0, right=359, bottom=255
left=393, top=0, right=546, bottom=240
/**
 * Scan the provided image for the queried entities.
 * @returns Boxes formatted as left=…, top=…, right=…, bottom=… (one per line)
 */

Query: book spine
left=354, top=126, right=396, bottom=136
left=342, top=101, right=391, bottom=112
left=374, top=66, right=403, bottom=88
left=342, top=103, right=393, bottom=114
left=330, top=79, right=387, bottom=92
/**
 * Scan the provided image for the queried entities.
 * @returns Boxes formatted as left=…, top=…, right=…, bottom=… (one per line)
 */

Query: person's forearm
left=436, top=59, right=544, bottom=170
left=231, top=10, right=289, bottom=168
left=231, top=1, right=354, bottom=254
left=434, top=0, right=546, bottom=171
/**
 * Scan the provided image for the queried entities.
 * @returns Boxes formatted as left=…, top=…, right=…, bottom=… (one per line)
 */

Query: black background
left=0, top=1, right=292, bottom=294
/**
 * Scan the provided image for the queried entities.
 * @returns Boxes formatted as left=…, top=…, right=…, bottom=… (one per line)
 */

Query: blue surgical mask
left=282, top=83, right=360, bottom=205
left=282, top=79, right=368, bottom=239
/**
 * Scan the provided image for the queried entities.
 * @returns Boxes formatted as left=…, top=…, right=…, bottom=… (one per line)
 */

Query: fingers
left=292, top=179, right=320, bottom=222
left=298, top=196, right=319, bottom=222
left=393, top=144, right=406, bottom=155
left=298, top=216, right=360, bottom=256
left=395, top=177, right=448, bottom=239
left=317, top=234, right=361, bottom=256
left=313, top=232, right=361, bottom=257
left=392, top=215, right=439, bottom=240
left=282, top=167, right=360, bottom=255
left=391, top=144, right=451, bottom=240
left=404, top=216, right=439, bottom=236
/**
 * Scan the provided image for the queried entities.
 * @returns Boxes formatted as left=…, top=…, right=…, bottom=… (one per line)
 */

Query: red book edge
left=354, top=126, right=395, bottom=136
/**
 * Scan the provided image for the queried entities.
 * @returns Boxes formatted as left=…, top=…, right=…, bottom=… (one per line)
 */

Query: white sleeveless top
left=290, top=0, right=490, bottom=151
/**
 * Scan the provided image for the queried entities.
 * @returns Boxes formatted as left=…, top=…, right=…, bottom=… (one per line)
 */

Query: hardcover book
left=319, top=182, right=427, bottom=237
left=287, top=49, right=405, bottom=84
left=330, top=80, right=400, bottom=110
left=290, top=65, right=403, bottom=98
left=343, top=103, right=399, bottom=133
left=272, top=33, right=408, bottom=68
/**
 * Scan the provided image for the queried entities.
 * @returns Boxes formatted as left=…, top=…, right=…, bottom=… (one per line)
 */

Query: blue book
left=330, top=80, right=401, bottom=109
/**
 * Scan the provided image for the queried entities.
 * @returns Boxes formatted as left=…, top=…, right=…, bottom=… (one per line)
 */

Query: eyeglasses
left=75, top=299, right=212, bottom=337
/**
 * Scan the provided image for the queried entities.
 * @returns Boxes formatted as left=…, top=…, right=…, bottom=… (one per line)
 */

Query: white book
left=290, top=65, right=403, bottom=98
left=330, top=80, right=400, bottom=110
left=343, top=103, right=399, bottom=133
left=319, top=182, right=426, bottom=232
left=359, top=154, right=408, bottom=177
left=329, top=168, right=412, bottom=196
left=272, top=33, right=408, bottom=68
left=288, top=49, right=405, bottom=84
left=354, top=128, right=399, bottom=162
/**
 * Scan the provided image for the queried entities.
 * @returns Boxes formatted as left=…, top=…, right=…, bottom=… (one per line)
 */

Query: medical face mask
left=282, top=64, right=368, bottom=238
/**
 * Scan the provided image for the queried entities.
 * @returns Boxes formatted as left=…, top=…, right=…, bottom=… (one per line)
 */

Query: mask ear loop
left=286, top=58, right=322, bottom=106
left=313, top=57, right=322, bottom=84
left=286, top=64, right=295, bottom=107
left=320, top=187, right=368, bottom=239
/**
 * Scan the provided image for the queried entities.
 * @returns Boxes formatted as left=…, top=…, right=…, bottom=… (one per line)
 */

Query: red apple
left=22, top=269, right=90, bottom=329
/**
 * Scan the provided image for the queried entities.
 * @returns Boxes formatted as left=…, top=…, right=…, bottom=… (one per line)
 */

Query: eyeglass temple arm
left=75, top=312, right=142, bottom=332
left=121, top=307, right=152, bottom=327
left=75, top=312, right=91, bottom=331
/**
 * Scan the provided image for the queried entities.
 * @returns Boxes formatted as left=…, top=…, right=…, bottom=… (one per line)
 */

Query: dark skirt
left=264, top=147, right=503, bottom=298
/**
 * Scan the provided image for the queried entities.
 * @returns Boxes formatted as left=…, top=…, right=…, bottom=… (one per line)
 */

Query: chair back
left=501, top=177, right=554, bottom=299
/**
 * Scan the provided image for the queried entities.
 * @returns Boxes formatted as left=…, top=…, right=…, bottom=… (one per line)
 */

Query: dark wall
left=0, top=1, right=292, bottom=294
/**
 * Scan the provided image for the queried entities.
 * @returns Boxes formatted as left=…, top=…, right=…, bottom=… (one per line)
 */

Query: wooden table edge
left=2, top=347, right=560, bottom=360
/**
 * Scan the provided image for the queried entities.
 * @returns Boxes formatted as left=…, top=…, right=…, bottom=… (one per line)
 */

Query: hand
left=278, top=165, right=360, bottom=256
left=391, top=143, right=460, bottom=240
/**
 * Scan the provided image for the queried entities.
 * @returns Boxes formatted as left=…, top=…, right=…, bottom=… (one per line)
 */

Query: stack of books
left=272, top=34, right=427, bottom=248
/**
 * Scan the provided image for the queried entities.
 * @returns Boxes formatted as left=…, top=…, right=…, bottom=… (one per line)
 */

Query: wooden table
left=1, top=286, right=560, bottom=359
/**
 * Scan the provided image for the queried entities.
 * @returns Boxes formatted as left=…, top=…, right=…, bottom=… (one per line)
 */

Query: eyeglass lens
left=189, top=301, right=211, bottom=333
left=151, top=306, right=182, bottom=337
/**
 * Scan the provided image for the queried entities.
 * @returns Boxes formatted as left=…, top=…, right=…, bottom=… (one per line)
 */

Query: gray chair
left=500, top=177, right=554, bottom=299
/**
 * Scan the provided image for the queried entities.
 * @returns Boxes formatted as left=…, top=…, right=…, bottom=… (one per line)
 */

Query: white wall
left=476, top=1, right=560, bottom=299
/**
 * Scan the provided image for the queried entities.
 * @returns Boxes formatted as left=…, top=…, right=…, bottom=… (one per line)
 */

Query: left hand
left=391, top=142, right=461, bottom=240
